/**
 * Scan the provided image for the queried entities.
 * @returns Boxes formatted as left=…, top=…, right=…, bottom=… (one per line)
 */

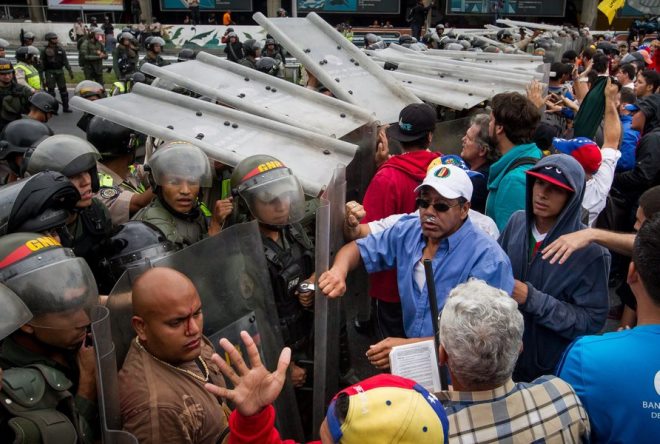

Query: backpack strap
left=504, top=157, right=539, bottom=176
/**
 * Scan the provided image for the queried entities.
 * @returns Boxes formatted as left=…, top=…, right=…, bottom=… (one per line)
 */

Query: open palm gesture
left=205, top=331, right=291, bottom=417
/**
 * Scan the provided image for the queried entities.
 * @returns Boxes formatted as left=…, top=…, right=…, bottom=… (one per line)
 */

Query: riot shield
left=90, top=304, right=138, bottom=444
left=433, top=116, right=472, bottom=156
left=107, top=221, right=304, bottom=440
left=312, top=166, right=346, bottom=437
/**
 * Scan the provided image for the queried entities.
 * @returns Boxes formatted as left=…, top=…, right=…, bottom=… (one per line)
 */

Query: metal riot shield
left=312, top=166, right=346, bottom=437
left=433, top=117, right=473, bottom=156
left=107, top=221, right=304, bottom=440
left=90, top=304, right=138, bottom=444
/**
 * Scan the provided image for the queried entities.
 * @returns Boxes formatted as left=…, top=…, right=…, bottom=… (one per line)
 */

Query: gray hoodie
left=499, top=154, right=611, bottom=382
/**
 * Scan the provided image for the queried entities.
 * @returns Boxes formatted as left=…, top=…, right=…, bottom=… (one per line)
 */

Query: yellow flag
left=598, top=0, right=626, bottom=25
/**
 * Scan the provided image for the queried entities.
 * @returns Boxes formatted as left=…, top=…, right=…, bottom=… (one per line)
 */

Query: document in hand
left=389, top=340, right=441, bottom=392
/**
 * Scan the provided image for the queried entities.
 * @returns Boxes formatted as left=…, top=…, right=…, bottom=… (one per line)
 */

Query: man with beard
left=0, top=234, right=99, bottom=443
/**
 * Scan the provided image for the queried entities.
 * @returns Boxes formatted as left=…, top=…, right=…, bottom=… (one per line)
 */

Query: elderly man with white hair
left=436, top=279, right=590, bottom=442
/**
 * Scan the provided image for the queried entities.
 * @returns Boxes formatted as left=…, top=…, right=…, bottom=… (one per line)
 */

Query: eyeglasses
left=416, top=198, right=460, bottom=213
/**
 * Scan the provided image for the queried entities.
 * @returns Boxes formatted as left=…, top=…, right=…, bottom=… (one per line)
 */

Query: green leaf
left=189, top=30, right=215, bottom=41
left=171, top=27, right=183, bottom=41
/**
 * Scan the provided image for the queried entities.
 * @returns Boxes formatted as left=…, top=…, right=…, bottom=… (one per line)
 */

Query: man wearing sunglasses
left=0, top=233, right=100, bottom=443
left=319, top=164, right=514, bottom=369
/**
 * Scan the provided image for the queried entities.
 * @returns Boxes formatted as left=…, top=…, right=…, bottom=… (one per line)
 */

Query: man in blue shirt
left=556, top=214, right=660, bottom=443
left=319, top=164, right=514, bottom=369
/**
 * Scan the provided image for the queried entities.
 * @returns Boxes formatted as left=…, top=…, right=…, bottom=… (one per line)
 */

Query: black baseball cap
left=386, top=103, right=436, bottom=142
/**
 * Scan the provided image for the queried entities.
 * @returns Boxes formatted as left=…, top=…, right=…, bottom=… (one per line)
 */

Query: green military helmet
left=147, top=141, right=212, bottom=188
left=0, top=232, right=98, bottom=320
left=0, top=282, right=32, bottom=341
left=118, top=31, right=136, bottom=45
left=44, top=32, right=58, bottom=41
left=230, top=155, right=305, bottom=227
left=23, top=31, right=35, bottom=41
left=86, top=116, right=138, bottom=158
left=29, top=91, right=59, bottom=115
left=26, top=134, right=101, bottom=192
left=74, top=80, right=106, bottom=99
left=145, top=36, right=165, bottom=52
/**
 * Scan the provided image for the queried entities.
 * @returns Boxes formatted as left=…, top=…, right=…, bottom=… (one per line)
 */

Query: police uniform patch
left=99, top=187, right=120, bottom=199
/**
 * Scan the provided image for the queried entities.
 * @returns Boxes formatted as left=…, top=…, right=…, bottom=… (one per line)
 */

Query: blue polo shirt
left=556, top=325, right=660, bottom=443
left=356, top=216, right=514, bottom=338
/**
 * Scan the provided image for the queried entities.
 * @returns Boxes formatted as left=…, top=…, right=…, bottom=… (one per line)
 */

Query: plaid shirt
left=436, top=375, right=590, bottom=443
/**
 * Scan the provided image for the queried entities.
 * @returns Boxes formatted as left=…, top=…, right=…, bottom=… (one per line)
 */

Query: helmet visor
left=150, top=144, right=213, bottom=187
left=239, top=173, right=305, bottom=226
left=0, top=284, right=32, bottom=340
left=3, top=253, right=98, bottom=326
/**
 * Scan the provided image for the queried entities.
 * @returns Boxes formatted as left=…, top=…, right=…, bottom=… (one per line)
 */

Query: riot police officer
left=231, top=155, right=314, bottom=388
left=0, top=118, right=52, bottom=183
left=132, top=141, right=232, bottom=248
left=261, top=38, right=284, bottom=77
left=0, top=59, right=33, bottom=132
left=364, top=33, right=386, bottom=50
left=26, top=134, right=113, bottom=279
left=41, top=32, right=74, bottom=113
left=112, top=31, right=139, bottom=81
left=86, top=116, right=153, bottom=225
left=79, top=28, right=107, bottom=83
left=74, top=80, right=106, bottom=132
left=256, top=57, right=280, bottom=76
left=224, top=32, right=244, bottom=63
left=95, top=220, right=178, bottom=293
left=0, top=233, right=99, bottom=443
left=238, top=39, right=261, bottom=69
left=26, top=91, right=59, bottom=123
left=13, top=46, right=41, bottom=92
left=0, top=170, right=80, bottom=237
left=139, top=36, right=169, bottom=70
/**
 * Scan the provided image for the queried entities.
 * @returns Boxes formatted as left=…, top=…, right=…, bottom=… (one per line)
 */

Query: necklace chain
left=135, top=337, right=210, bottom=383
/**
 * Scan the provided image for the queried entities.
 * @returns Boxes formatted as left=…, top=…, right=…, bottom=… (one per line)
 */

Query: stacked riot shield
left=90, top=305, right=138, bottom=444
left=107, top=221, right=304, bottom=440
left=312, top=166, right=346, bottom=437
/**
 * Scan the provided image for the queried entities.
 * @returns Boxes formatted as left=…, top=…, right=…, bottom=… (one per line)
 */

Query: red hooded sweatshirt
left=362, top=150, right=441, bottom=303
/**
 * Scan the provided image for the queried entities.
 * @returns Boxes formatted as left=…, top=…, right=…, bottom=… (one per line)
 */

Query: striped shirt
left=436, top=376, right=590, bottom=443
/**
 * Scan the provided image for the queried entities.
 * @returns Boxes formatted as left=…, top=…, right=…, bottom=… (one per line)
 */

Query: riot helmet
left=177, top=48, right=196, bottom=62
left=118, top=31, right=136, bottom=45
left=264, top=38, right=276, bottom=47
left=44, top=32, right=58, bottom=41
left=147, top=141, right=212, bottom=189
left=497, top=29, right=514, bottom=43
left=29, top=91, right=60, bottom=116
left=256, top=57, right=279, bottom=76
left=16, top=45, right=39, bottom=62
left=242, top=39, right=261, bottom=58
left=0, top=38, right=9, bottom=50
left=26, top=135, right=101, bottom=192
left=399, top=34, right=413, bottom=45
left=231, top=155, right=305, bottom=227
left=0, top=171, right=80, bottom=236
left=0, top=233, right=97, bottom=337
left=227, top=32, right=238, bottom=40
left=74, top=80, right=106, bottom=100
left=146, top=36, right=165, bottom=52
left=23, top=31, right=35, bottom=41
left=98, top=221, right=178, bottom=285
left=0, top=118, right=53, bottom=160
left=129, top=71, right=146, bottom=84
left=86, top=116, right=138, bottom=158
left=0, top=283, right=32, bottom=341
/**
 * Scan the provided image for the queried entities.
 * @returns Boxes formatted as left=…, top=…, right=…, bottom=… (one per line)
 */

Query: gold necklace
left=135, top=337, right=210, bottom=383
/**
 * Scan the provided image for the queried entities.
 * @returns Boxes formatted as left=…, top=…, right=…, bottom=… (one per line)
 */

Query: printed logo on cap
left=399, top=119, right=413, bottom=131
left=434, top=167, right=451, bottom=178
left=0, top=236, right=61, bottom=269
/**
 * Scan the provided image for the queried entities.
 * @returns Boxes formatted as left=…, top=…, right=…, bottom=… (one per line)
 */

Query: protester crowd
left=0, top=17, right=659, bottom=444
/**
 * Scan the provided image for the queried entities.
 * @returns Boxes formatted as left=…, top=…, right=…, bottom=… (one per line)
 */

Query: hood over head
left=525, top=154, right=586, bottom=242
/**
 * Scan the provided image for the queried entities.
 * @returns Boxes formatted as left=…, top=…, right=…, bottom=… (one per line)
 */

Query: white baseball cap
left=414, top=164, right=473, bottom=201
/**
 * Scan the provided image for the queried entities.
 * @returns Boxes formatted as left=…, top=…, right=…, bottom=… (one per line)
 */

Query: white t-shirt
left=584, top=147, right=621, bottom=227
left=367, top=209, right=500, bottom=239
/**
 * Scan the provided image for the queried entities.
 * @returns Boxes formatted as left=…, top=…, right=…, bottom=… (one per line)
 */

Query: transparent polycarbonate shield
left=0, top=283, right=32, bottom=341
left=107, top=221, right=304, bottom=440
left=253, top=12, right=420, bottom=124
left=70, top=85, right=357, bottom=196
left=140, top=53, right=375, bottom=139
left=433, top=117, right=473, bottom=156
left=90, top=305, right=138, bottom=444
left=312, top=166, right=346, bottom=436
